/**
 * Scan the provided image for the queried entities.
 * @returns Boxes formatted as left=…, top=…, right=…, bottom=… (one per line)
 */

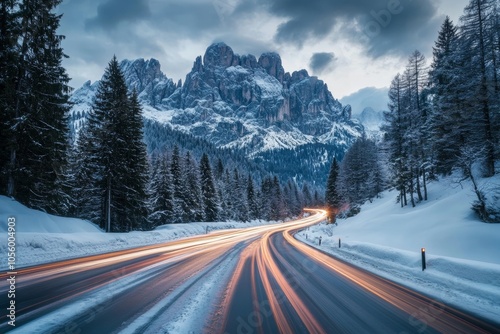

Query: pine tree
left=313, top=190, right=322, bottom=207
left=270, top=176, right=285, bottom=221
left=200, top=153, right=218, bottom=222
left=247, top=175, right=259, bottom=220
left=184, top=151, right=203, bottom=222
left=284, top=180, right=302, bottom=216
left=215, top=158, right=224, bottom=180
left=2, top=0, right=71, bottom=214
left=460, top=0, right=498, bottom=176
left=302, top=183, right=313, bottom=208
left=120, top=89, right=149, bottom=230
left=0, top=0, right=19, bottom=195
left=429, top=17, right=464, bottom=175
left=383, top=51, right=431, bottom=208
left=76, top=56, right=148, bottom=232
left=338, top=136, right=383, bottom=210
left=406, top=50, right=430, bottom=202
left=260, top=176, right=273, bottom=220
left=232, top=169, right=249, bottom=222
left=384, top=73, right=409, bottom=206
left=170, top=145, right=188, bottom=223
left=71, top=121, right=102, bottom=223
left=149, top=153, right=174, bottom=228
left=216, top=169, right=231, bottom=221
left=325, top=157, right=340, bottom=221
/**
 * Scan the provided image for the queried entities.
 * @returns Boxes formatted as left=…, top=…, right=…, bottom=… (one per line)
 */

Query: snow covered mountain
left=69, top=43, right=363, bottom=185
left=354, top=107, right=385, bottom=140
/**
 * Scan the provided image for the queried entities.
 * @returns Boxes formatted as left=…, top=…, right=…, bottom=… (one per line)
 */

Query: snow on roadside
left=120, top=241, right=245, bottom=334
left=295, top=175, right=500, bottom=323
left=0, top=195, right=279, bottom=270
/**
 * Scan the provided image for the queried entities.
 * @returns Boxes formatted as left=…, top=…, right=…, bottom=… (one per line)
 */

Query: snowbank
left=296, top=175, right=500, bottom=322
left=0, top=196, right=101, bottom=233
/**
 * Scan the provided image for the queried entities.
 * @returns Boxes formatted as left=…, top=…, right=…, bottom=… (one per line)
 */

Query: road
left=1, top=210, right=498, bottom=333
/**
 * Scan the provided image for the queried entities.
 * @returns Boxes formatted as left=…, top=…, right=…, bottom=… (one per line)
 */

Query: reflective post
left=421, top=248, right=426, bottom=271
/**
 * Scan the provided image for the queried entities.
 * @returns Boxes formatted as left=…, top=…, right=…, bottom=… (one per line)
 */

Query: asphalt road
left=218, top=228, right=499, bottom=334
left=1, top=210, right=498, bottom=334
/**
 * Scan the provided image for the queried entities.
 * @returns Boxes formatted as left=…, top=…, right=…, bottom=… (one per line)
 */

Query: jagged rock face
left=69, top=42, right=363, bottom=157
left=258, top=52, right=285, bottom=83
left=203, top=42, right=236, bottom=68
left=120, top=58, right=178, bottom=108
left=177, top=43, right=355, bottom=141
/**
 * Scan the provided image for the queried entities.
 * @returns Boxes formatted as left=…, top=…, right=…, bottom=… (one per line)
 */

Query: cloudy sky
left=57, top=0, right=469, bottom=99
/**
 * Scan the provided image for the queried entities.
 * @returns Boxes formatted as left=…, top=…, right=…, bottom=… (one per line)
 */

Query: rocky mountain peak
left=70, top=42, right=363, bottom=163
left=203, top=42, right=235, bottom=68
left=120, top=58, right=164, bottom=91
left=192, top=56, right=203, bottom=72
left=258, top=52, right=285, bottom=83
left=291, top=69, right=310, bottom=82
left=239, top=54, right=258, bottom=69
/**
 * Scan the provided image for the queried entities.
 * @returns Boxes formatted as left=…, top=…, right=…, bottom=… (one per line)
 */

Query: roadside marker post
left=421, top=248, right=426, bottom=271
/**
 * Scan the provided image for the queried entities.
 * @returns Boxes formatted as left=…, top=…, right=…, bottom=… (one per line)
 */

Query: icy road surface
left=1, top=210, right=498, bottom=333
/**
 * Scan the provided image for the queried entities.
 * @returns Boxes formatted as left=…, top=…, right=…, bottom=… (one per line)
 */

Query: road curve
left=1, top=210, right=498, bottom=333
left=215, top=215, right=499, bottom=334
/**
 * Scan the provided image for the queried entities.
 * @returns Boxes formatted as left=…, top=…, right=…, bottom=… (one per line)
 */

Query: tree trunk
left=403, top=185, right=408, bottom=206
left=409, top=167, right=416, bottom=208
left=416, top=166, right=423, bottom=201
left=423, top=166, right=428, bottom=201
left=476, top=0, right=495, bottom=177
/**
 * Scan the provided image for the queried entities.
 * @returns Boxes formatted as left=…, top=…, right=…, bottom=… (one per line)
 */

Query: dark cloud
left=236, top=0, right=443, bottom=58
left=358, top=0, right=442, bottom=57
left=150, top=1, right=223, bottom=38
left=309, top=52, right=337, bottom=74
left=85, top=0, right=151, bottom=31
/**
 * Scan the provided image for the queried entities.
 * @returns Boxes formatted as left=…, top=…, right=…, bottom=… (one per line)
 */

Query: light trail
left=2, top=209, right=497, bottom=334
left=220, top=209, right=498, bottom=334
left=0, top=212, right=323, bottom=332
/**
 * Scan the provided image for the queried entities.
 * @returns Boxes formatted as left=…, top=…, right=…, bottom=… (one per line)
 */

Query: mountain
left=355, top=107, right=385, bottom=140
left=340, top=87, right=389, bottom=117
left=69, top=42, right=363, bottom=187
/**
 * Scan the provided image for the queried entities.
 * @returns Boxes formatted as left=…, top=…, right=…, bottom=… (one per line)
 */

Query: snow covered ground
left=0, top=195, right=279, bottom=270
left=296, top=175, right=500, bottom=323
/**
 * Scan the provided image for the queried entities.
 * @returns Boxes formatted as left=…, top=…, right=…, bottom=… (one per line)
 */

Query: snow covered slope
left=296, top=175, right=500, bottom=323
left=328, top=176, right=500, bottom=263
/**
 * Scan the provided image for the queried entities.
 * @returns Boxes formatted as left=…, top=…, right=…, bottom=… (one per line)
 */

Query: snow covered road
left=1, top=211, right=498, bottom=333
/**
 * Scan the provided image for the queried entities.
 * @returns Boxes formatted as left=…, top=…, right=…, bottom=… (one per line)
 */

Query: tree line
left=147, top=146, right=322, bottom=231
left=326, top=0, right=500, bottom=222
left=69, top=57, right=322, bottom=232
left=1, top=0, right=71, bottom=213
